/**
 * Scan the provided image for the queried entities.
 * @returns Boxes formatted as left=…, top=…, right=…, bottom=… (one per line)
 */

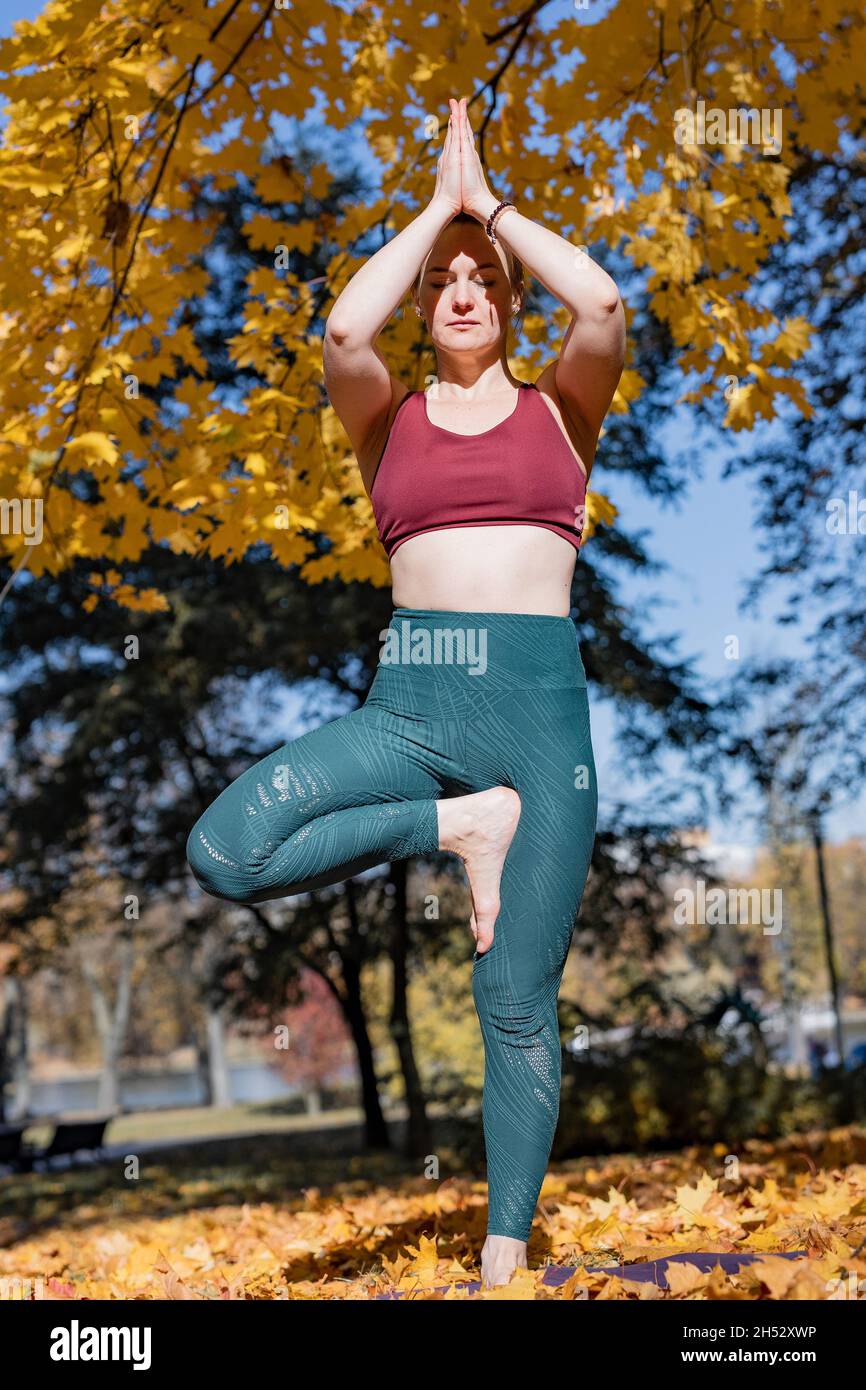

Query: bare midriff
left=388, top=523, right=578, bottom=616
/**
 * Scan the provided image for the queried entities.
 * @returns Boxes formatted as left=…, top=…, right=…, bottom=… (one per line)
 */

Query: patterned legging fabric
left=186, top=608, right=598, bottom=1242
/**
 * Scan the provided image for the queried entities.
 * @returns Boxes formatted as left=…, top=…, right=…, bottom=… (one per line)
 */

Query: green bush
left=553, top=1031, right=866, bottom=1159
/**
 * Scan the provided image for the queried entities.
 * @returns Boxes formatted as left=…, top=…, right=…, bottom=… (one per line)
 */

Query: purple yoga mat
left=375, top=1249, right=809, bottom=1298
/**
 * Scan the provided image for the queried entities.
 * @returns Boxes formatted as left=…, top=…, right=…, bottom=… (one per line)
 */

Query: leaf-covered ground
left=2, top=1124, right=865, bottom=1300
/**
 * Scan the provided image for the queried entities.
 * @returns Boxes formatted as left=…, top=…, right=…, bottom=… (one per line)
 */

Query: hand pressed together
left=433, top=96, right=498, bottom=221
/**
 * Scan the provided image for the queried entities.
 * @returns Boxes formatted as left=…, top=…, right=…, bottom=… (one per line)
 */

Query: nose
left=450, top=288, right=477, bottom=313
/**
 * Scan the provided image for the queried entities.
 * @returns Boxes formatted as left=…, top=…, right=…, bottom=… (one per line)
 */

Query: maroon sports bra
left=370, top=381, right=587, bottom=559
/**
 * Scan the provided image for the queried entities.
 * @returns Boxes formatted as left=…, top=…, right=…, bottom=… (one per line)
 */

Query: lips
left=448, top=321, right=478, bottom=327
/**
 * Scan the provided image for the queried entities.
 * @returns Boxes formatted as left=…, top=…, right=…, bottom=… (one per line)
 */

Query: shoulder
left=526, top=362, right=594, bottom=483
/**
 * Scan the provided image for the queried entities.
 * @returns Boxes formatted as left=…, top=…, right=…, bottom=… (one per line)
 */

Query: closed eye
left=431, top=277, right=496, bottom=287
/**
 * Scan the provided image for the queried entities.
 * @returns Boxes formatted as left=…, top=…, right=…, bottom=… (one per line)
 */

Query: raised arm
left=323, top=111, right=462, bottom=489
left=457, top=100, right=625, bottom=462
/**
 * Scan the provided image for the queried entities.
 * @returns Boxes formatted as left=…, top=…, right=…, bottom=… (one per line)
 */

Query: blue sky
left=0, top=0, right=38, bottom=31
left=2, top=0, right=861, bottom=857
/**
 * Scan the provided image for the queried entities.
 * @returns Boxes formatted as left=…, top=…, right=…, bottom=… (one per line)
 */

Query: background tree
left=268, top=968, right=354, bottom=1116
left=2, top=0, right=859, bottom=608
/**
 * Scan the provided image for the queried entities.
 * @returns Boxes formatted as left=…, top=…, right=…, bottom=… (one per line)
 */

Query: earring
left=414, top=306, right=423, bottom=317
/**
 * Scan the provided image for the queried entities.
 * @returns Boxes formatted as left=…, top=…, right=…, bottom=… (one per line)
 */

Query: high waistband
left=370, top=608, right=587, bottom=689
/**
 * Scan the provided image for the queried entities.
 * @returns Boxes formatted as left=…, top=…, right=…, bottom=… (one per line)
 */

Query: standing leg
left=465, top=685, right=597, bottom=1275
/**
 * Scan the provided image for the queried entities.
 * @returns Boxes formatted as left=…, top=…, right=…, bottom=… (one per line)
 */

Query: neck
left=429, top=359, right=520, bottom=399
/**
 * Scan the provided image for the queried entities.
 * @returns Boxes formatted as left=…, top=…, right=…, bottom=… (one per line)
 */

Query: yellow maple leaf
left=64, top=432, right=118, bottom=465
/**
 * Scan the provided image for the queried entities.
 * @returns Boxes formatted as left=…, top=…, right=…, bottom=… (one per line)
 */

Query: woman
left=186, top=97, right=625, bottom=1288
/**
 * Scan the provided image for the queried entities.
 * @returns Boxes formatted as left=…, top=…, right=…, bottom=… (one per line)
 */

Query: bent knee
left=186, top=821, right=254, bottom=903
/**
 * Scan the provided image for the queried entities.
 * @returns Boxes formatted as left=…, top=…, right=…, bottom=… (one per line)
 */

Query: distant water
left=19, top=1061, right=312, bottom=1116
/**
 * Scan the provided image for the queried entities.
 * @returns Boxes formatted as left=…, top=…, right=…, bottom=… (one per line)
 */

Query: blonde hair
left=414, top=211, right=525, bottom=328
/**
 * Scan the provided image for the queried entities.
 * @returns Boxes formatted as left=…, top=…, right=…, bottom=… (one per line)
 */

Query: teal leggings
left=186, top=608, right=597, bottom=1242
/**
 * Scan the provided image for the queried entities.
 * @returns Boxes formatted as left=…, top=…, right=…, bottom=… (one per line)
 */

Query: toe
left=474, top=910, right=496, bottom=954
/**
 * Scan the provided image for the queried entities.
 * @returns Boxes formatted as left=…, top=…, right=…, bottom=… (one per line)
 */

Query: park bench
left=0, top=1124, right=27, bottom=1172
left=12, top=1118, right=111, bottom=1173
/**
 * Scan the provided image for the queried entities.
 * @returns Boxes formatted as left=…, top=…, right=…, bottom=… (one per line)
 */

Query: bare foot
left=436, top=786, right=521, bottom=953
left=481, top=1234, right=528, bottom=1288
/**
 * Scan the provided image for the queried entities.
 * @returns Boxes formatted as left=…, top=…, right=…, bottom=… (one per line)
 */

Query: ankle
left=435, top=797, right=473, bottom=855
left=436, top=786, right=518, bottom=856
left=480, top=1232, right=528, bottom=1286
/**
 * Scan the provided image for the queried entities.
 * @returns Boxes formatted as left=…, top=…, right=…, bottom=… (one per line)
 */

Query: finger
left=463, top=104, right=475, bottom=149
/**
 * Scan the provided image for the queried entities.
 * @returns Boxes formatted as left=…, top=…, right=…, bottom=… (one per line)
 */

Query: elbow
left=324, top=316, right=374, bottom=357
left=324, top=316, right=352, bottom=349
left=590, top=263, right=623, bottom=318
left=592, top=291, right=625, bottom=334
left=567, top=285, right=623, bottom=325
left=324, top=315, right=380, bottom=363
left=597, top=285, right=623, bottom=318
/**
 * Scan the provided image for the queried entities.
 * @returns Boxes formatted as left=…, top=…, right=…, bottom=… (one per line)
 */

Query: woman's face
left=415, top=222, right=518, bottom=355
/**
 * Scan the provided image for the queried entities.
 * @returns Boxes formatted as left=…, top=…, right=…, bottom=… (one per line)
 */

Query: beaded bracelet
left=486, top=200, right=517, bottom=245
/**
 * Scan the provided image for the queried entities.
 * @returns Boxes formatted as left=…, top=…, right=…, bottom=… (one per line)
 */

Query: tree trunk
left=2, top=976, right=30, bottom=1123
left=388, top=860, right=431, bottom=1157
left=812, top=816, right=845, bottom=1064
left=205, top=1004, right=232, bottom=1108
left=336, top=880, right=391, bottom=1149
left=194, top=1029, right=213, bottom=1106
left=81, top=935, right=134, bottom=1115
left=338, top=960, right=390, bottom=1148
left=176, top=925, right=213, bottom=1105
left=775, top=899, right=807, bottom=1073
